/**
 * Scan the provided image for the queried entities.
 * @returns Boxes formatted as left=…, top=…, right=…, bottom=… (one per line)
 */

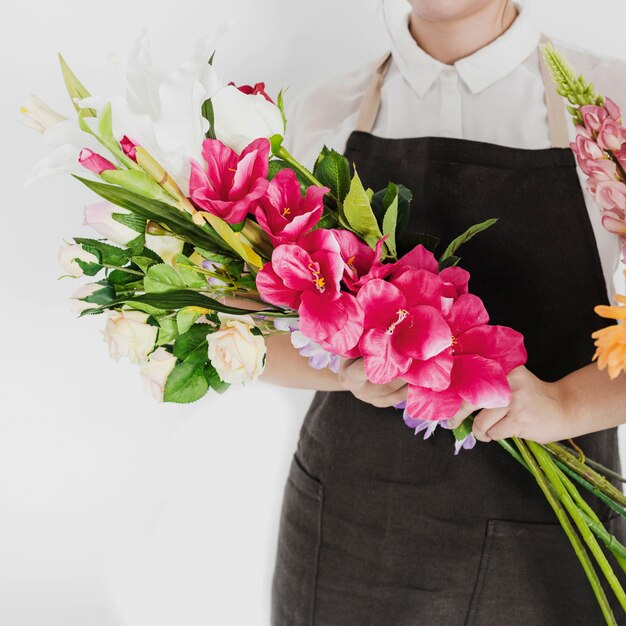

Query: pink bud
left=228, top=81, right=274, bottom=104
left=79, top=149, right=116, bottom=175
left=605, top=97, right=622, bottom=122
left=120, top=135, right=138, bottom=161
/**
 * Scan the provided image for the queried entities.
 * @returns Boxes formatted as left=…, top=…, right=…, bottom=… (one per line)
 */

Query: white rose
left=58, top=244, right=99, bottom=277
left=139, top=347, right=177, bottom=401
left=102, top=309, right=158, bottom=364
left=207, top=314, right=266, bottom=384
left=69, top=283, right=101, bottom=313
left=211, top=85, right=284, bottom=154
left=145, top=233, right=184, bottom=265
left=83, top=202, right=138, bottom=246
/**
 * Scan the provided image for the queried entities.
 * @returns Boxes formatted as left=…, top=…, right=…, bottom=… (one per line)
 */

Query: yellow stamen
left=282, top=207, right=291, bottom=218
left=386, top=309, right=409, bottom=335
left=308, top=263, right=326, bottom=293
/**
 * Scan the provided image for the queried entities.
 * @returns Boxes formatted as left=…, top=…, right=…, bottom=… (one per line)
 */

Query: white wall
left=1, top=1, right=625, bottom=625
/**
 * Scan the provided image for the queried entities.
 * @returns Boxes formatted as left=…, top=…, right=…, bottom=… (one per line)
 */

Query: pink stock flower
left=256, top=229, right=364, bottom=354
left=615, top=145, right=626, bottom=172
left=254, top=169, right=328, bottom=245
left=597, top=118, right=626, bottom=153
left=578, top=156, right=617, bottom=181
left=120, top=136, right=138, bottom=161
left=601, top=213, right=626, bottom=236
left=356, top=269, right=452, bottom=384
left=595, top=180, right=626, bottom=212
left=79, top=149, right=116, bottom=175
left=580, top=104, right=609, bottom=134
left=228, top=81, right=274, bottom=103
left=189, top=137, right=270, bottom=225
left=406, top=293, right=527, bottom=422
left=571, top=134, right=604, bottom=162
left=605, top=97, right=623, bottom=123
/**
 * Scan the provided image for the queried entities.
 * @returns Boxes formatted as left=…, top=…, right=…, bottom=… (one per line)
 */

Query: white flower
left=145, top=234, right=184, bottom=264
left=83, top=201, right=138, bottom=245
left=102, top=309, right=158, bottom=364
left=211, top=85, right=284, bottom=154
left=69, top=283, right=101, bottom=313
left=58, top=244, right=99, bottom=277
left=207, top=314, right=266, bottom=384
left=139, top=347, right=177, bottom=400
left=20, top=95, right=67, bottom=133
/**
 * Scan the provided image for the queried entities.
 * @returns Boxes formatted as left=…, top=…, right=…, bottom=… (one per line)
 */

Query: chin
left=410, top=0, right=496, bottom=22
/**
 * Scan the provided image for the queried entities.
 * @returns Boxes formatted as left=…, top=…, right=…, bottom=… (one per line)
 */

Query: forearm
left=259, top=332, right=343, bottom=391
left=557, top=362, right=626, bottom=437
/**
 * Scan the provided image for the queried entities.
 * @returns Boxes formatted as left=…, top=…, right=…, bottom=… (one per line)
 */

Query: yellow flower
left=592, top=293, right=626, bottom=379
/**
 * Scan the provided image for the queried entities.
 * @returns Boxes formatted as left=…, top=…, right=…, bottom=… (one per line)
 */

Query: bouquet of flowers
left=21, top=36, right=626, bottom=623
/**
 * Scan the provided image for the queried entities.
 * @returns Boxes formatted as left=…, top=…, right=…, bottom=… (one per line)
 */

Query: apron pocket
left=271, top=454, right=324, bottom=626
left=465, top=518, right=616, bottom=626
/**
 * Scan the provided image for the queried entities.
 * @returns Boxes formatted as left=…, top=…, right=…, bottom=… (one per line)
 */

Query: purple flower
left=273, top=318, right=341, bottom=373
left=402, top=407, right=476, bottom=455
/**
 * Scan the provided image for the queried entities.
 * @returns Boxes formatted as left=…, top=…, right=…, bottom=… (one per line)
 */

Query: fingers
left=484, top=414, right=522, bottom=441
left=448, top=401, right=476, bottom=429
left=472, top=406, right=510, bottom=442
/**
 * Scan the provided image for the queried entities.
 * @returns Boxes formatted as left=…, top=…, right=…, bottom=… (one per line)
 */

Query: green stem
left=103, top=263, right=144, bottom=276
left=498, top=441, right=626, bottom=569
left=513, top=438, right=617, bottom=625
left=275, top=146, right=339, bottom=207
left=545, top=443, right=626, bottom=508
left=560, top=443, right=626, bottom=484
left=529, top=441, right=626, bottom=614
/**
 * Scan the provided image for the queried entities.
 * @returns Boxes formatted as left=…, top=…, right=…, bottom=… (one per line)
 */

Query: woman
left=264, top=0, right=626, bottom=624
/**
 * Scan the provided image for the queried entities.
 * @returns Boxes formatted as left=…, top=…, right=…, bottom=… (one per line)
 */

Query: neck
left=409, top=2, right=519, bottom=65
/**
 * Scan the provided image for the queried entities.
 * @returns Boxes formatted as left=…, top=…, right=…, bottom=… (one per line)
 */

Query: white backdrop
left=1, top=1, right=626, bottom=625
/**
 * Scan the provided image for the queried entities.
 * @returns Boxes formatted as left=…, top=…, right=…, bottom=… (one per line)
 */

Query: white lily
left=20, top=95, right=67, bottom=133
left=79, top=29, right=226, bottom=194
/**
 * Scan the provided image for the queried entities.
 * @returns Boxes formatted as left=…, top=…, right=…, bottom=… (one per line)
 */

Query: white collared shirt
left=285, top=0, right=626, bottom=303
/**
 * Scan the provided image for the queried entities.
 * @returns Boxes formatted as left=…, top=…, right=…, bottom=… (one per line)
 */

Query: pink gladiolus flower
left=254, top=169, right=328, bottom=245
left=597, top=118, right=626, bottom=153
left=120, top=136, right=138, bottom=161
left=256, top=229, right=364, bottom=354
left=356, top=269, right=452, bottom=384
left=189, top=137, right=270, bottom=225
left=332, top=230, right=391, bottom=292
left=406, top=293, right=527, bottom=422
left=228, top=81, right=274, bottom=103
left=79, top=149, right=116, bottom=175
left=595, top=180, right=626, bottom=211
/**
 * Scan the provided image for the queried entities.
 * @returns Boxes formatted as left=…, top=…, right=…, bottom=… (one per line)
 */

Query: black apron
left=271, top=38, right=626, bottom=626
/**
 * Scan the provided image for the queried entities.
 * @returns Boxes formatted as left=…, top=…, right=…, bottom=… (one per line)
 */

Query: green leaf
left=131, top=255, right=158, bottom=274
left=156, top=317, right=179, bottom=346
left=123, top=300, right=165, bottom=317
left=82, top=283, right=117, bottom=306
left=452, top=415, right=475, bottom=441
left=107, top=269, right=140, bottom=285
left=74, top=176, right=231, bottom=254
left=73, top=238, right=130, bottom=267
left=173, top=324, right=210, bottom=364
left=176, top=307, right=202, bottom=335
left=343, top=169, right=383, bottom=248
left=194, top=247, right=233, bottom=266
left=201, top=97, right=216, bottom=140
left=78, top=289, right=286, bottom=318
left=382, top=193, right=399, bottom=258
left=173, top=253, right=207, bottom=289
left=58, top=53, right=96, bottom=117
left=438, top=254, right=460, bottom=270
left=313, top=148, right=351, bottom=203
left=144, top=264, right=186, bottom=293
left=74, top=258, right=102, bottom=276
left=440, top=218, right=498, bottom=262
left=101, top=169, right=174, bottom=204
left=163, top=361, right=209, bottom=403
left=276, top=88, right=288, bottom=134
left=112, top=211, right=147, bottom=234
left=205, top=361, right=230, bottom=393
left=126, top=233, right=146, bottom=257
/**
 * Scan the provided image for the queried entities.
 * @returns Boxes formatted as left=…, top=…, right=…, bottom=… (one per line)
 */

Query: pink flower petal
left=402, top=349, right=454, bottom=391
left=447, top=293, right=489, bottom=336
left=255, top=262, right=301, bottom=309
left=397, top=244, right=439, bottom=274
left=440, top=266, right=470, bottom=298
left=394, top=305, right=452, bottom=360
left=406, top=385, right=463, bottom=422
left=392, top=268, right=443, bottom=308
left=356, top=278, right=405, bottom=331
left=272, top=244, right=316, bottom=291
left=359, top=328, right=412, bottom=384
left=450, top=354, right=511, bottom=409
left=456, top=325, right=527, bottom=373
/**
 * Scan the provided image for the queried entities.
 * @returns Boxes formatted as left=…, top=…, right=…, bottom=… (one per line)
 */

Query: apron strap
left=354, top=35, right=571, bottom=148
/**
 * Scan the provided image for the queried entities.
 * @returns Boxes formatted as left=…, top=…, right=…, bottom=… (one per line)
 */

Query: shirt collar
left=382, top=0, right=541, bottom=97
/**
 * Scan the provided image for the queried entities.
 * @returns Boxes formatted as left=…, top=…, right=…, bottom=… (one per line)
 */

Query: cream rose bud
left=211, top=85, right=284, bottom=154
left=145, top=234, right=184, bottom=265
left=140, top=347, right=177, bottom=401
left=207, top=314, right=266, bottom=384
left=83, top=202, right=138, bottom=246
left=58, top=244, right=99, bottom=277
left=102, top=309, right=158, bottom=364
left=69, top=283, right=101, bottom=313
